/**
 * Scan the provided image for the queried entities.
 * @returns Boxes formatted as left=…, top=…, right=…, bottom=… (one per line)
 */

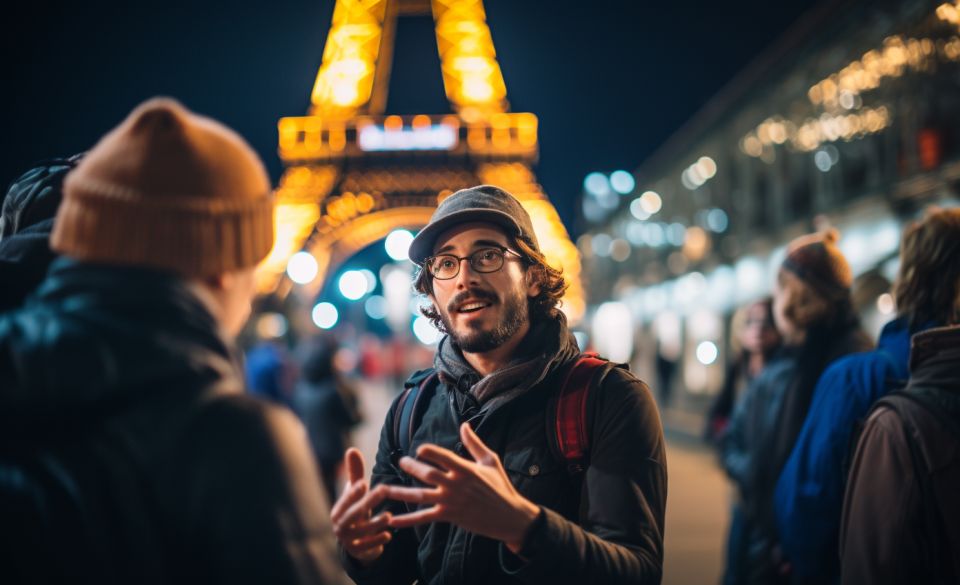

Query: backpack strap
left=553, top=352, right=610, bottom=474
left=392, top=369, right=440, bottom=459
left=867, top=390, right=958, bottom=580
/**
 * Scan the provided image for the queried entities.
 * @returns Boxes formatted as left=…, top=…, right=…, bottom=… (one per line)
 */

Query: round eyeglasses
left=424, top=246, right=522, bottom=280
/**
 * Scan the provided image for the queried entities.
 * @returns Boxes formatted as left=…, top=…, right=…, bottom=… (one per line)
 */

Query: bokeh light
left=287, top=251, right=319, bottom=284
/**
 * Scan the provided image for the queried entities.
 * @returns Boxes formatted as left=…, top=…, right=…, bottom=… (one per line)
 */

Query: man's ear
left=525, top=266, right=543, bottom=297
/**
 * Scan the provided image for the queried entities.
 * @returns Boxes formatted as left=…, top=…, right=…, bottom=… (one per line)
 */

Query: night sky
left=3, top=0, right=817, bottom=237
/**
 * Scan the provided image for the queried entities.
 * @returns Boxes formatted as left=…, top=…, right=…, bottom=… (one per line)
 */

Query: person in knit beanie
left=51, top=97, right=275, bottom=335
left=775, top=228, right=853, bottom=337
left=0, top=98, right=348, bottom=584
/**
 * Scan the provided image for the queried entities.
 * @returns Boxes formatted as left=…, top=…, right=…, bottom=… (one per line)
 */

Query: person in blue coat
left=773, top=206, right=960, bottom=584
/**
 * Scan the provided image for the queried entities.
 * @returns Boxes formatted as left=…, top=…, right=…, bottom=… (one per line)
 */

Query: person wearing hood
left=0, top=154, right=82, bottom=312
left=0, top=98, right=346, bottom=584
left=331, top=185, right=667, bottom=584
left=774, top=207, right=960, bottom=584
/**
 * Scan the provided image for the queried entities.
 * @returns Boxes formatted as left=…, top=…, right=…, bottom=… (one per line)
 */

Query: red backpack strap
left=554, top=352, right=608, bottom=473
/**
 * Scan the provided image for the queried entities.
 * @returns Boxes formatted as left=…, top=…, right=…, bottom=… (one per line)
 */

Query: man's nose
left=453, top=258, right=480, bottom=288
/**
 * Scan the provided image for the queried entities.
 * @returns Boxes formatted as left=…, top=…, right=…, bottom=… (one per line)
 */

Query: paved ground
left=348, top=378, right=732, bottom=585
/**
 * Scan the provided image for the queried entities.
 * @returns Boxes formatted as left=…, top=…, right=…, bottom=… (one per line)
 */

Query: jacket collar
left=909, top=324, right=960, bottom=391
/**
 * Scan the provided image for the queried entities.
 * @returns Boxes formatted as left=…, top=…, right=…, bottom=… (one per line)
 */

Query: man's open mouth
left=456, top=300, right=493, bottom=313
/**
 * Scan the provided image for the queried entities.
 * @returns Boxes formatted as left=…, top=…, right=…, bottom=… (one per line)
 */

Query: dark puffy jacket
left=721, top=349, right=798, bottom=499
left=0, top=155, right=81, bottom=312
left=840, top=325, right=960, bottom=585
left=343, top=362, right=667, bottom=585
left=0, top=260, right=347, bottom=584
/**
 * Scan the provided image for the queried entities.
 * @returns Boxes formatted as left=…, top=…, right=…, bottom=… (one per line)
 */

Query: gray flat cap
left=408, top=185, right=539, bottom=264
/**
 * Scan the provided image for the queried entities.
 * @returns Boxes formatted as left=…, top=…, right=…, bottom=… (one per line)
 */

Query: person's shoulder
left=861, top=403, right=908, bottom=443
left=598, top=363, right=652, bottom=396
left=593, top=365, right=662, bottom=424
left=183, top=392, right=308, bottom=456
left=588, top=363, right=665, bottom=462
left=818, top=350, right=899, bottom=397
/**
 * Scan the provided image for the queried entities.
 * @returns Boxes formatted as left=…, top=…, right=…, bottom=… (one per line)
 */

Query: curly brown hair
left=413, top=234, right=568, bottom=333
left=894, top=207, right=960, bottom=327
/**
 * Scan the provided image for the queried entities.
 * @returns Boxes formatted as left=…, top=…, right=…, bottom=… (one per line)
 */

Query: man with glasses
left=331, top=185, right=667, bottom=584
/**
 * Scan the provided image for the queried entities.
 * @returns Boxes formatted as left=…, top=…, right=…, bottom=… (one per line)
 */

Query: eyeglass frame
left=423, top=245, right=524, bottom=280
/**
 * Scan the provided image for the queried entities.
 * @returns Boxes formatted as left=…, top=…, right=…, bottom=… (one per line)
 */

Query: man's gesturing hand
left=384, top=422, right=541, bottom=553
left=331, top=448, right=392, bottom=564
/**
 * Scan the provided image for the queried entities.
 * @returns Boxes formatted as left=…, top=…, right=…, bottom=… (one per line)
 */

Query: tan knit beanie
left=52, top=97, right=274, bottom=278
left=780, top=228, right=852, bottom=300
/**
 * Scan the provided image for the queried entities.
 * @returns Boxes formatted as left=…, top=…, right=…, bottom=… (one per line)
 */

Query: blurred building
left=579, top=0, right=960, bottom=416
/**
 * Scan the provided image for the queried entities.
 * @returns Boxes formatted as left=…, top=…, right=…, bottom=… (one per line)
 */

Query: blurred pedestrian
left=839, top=210, right=960, bottom=585
left=245, top=337, right=296, bottom=409
left=0, top=98, right=345, bottom=584
left=294, top=339, right=363, bottom=505
left=706, top=298, right=781, bottom=445
left=722, top=228, right=871, bottom=584
left=710, top=298, right=781, bottom=585
left=775, top=207, right=960, bottom=584
left=0, top=155, right=82, bottom=312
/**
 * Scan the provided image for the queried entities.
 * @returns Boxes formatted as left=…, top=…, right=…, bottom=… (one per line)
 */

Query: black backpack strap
left=392, top=369, right=439, bottom=459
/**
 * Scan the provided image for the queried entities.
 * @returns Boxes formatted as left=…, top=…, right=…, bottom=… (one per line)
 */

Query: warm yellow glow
left=742, top=106, right=892, bottom=155
left=384, top=115, right=403, bottom=130
left=256, top=165, right=338, bottom=294
left=433, top=0, right=508, bottom=115
left=741, top=3, right=957, bottom=161
left=310, top=0, right=387, bottom=117
left=462, top=112, right=539, bottom=158
left=477, top=163, right=586, bottom=325
left=682, top=226, right=710, bottom=261
left=807, top=36, right=933, bottom=109
left=298, top=207, right=438, bottom=299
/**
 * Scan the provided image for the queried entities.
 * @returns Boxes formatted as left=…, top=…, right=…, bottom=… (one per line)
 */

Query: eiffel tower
left=257, top=0, right=584, bottom=325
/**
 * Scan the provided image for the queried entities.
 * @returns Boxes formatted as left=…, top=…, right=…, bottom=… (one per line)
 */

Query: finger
left=460, top=422, right=497, bottom=466
left=348, top=530, right=392, bottom=551
left=382, top=484, right=444, bottom=504
left=331, top=479, right=367, bottom=524
left=337, top=511, right=392, bottom=541
left=341, top=483, right=389, bottom=528
left=388, top=506, right=445, bottom=529
left=399, top=455, right=455, bottom=486
left=414, top=445, right=471, bottom=475
left=345, top=447, right=365, bottom=484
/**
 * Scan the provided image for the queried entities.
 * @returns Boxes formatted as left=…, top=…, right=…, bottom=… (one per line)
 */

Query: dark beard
left=441, top=288, right=528, bottom=353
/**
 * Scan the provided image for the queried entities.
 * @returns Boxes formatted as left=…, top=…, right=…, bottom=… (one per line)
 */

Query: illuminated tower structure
left=256, top=0, right=584, bottom=325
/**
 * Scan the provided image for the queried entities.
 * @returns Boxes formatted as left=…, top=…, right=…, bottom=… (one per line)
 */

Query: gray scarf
left=433, top=313, right=581, bottom=414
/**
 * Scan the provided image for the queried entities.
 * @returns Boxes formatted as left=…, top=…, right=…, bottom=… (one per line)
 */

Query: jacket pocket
left=502, top=446, right=567, bottom=508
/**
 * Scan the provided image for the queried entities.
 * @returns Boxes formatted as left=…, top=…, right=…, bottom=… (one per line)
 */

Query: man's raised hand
left=383, top=422, right=540, bottom=553
left=331, top=448, right=392, bottom=563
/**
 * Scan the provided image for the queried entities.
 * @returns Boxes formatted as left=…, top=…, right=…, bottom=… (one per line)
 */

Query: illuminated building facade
left=580, top=0, right=960, bottom=408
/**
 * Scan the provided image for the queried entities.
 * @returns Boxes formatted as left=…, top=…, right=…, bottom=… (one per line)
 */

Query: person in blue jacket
left=773, top=206, right=960, bottom=584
